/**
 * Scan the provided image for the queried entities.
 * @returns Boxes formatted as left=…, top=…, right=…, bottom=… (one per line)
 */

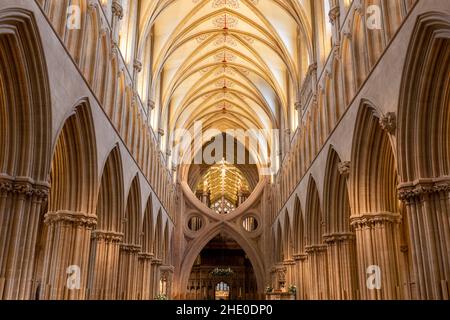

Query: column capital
left=350, top=212, right=401, bottom=230
left=0, top=174, right=50, bottom=201
left=120, top=243, right=142, bottom=253
left=45, top=211, right=97, bottom=229
left=323, top=232, right=355, bottom=244
left=152, top=258, right=163, bottom=266
left=305, top=245, right=327, bottom=254
left=292, top=253, right=308, bottom=261
left=138, top=252, right=154, bottom=260
left=91, top=230, right=124, bottom=243
left=398, top=178, right=450, bottom=202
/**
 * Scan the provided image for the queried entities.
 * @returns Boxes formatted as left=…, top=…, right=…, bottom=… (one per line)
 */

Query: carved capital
left=398, top=178, right=450, bottom=202
left=138, top=252, right=154, bottom=260
left=91, top=230, right=124, bottom=243
left=152, top=258, right=163, bottom=266
left=323, top=232, right=355, bottom=244
left=120, top=243, right=142, bottom=253
left=292, top=253, right=308, bottom=261
left=350, top=212, right=401, bottom=230
left=305, top=245, right=327, bottom=254
left=45, top=211, right=97, bottom=229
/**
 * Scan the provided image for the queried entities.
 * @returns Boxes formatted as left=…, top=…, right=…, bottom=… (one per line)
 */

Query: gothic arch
left=397, top=12, right=450, bottom=300
left=398, top=12, right=450, bottom=181
left=350, top=101, right=404, bottom=300
left=0, top=8, right=51, bottom=300
left=305, top=177, right=324, bottom=246
left=323, top=148, right=351, bottom=235
left=323, top=147, right=358, bottom=299
left=0, top=9, right=51, bottom=181
left=292, top=195, right=304, bottom=254
left=142, top=195, right=154, bottom=254
left=42, top=100, right=98, bottom=300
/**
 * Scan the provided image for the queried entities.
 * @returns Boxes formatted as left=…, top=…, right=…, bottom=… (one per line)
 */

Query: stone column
left=283, top=260, right=296, bottom=288
left=399, top=180, right=450, bottom=300
left=351, top=213, right=403, bottom=300
left=292, top=254, right=308, bottom=300
left=0, top=175, right=49, bottom=300
left=40, top=211, right=97, bottom=300
left=324, top=233, right=357, bottom=300
left=87, top=230, right=123, bottom=300
left=117, top=243, right=141, bottom=300
left=151, top=258, right=162, bottom=297
left=137, top=252, right=154, bottom=300
left=305, top=245, right=328, bottom=300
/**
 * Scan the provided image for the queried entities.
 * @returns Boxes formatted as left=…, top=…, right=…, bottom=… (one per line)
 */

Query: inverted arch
left=178, top=223, right=265, bottom=296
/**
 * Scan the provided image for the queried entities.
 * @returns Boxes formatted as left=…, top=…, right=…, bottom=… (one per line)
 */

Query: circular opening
left=242, top=216, right=258, bottom=232
left=188, top=216, right=203, bottom=232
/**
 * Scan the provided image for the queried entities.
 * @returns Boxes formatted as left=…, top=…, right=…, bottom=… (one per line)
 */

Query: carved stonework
left=323, top=232, right=355, bottom=244
left=158, top=129, right=165, bottom=137
left=329, top=5, right=340, bottom=25
left=305, top=245, right=327, bottom=254
left=120, top=243, right=142, bottom=253
left=138, top=252, right=154, bottom=260
left=133, top=59, right=142, bottom=73
left=350, top=212, right=401, bottom=230
left=0, top=175, right=50, bottom=201
left=398, top=179, right=450, bottom=202
left=148, top=100, right=156, bottom=110
left=45, top=211, right=98, bottom=229
left=338, top=161, right=351, bottom=177
left=112, top=0, right=124, bottom=19
left=379, top=112, right=397, bottom=134
left=91, top=230, right=124, bottom=243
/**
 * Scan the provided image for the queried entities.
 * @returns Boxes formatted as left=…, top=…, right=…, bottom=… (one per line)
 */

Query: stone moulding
left=44, top=210, right=98, bottom=228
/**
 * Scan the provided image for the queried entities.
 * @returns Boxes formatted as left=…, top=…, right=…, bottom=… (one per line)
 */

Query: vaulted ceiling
left=138, top=0, right=313, bottom=167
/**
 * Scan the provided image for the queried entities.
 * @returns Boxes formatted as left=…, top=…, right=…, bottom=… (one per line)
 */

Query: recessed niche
left=242, top=216, right=258, bottom=232
left=188, top=216, right=203, bottom=232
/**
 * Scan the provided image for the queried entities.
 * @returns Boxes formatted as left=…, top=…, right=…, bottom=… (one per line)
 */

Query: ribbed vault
left=137, top=0, right=312, bottom=167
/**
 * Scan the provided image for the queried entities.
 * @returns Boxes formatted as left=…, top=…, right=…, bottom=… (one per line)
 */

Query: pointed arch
left=292, top=195, right=304, bottom=254
left=49, top=100, right=98, bottom=214
left=123, top=175, right=142, bottom=245
left=142, top=194, right=154, bottom=254
left=305, top=177, right=324, bottom=246
left=323, top=148, right=351, bottom=234
left=96, top=145, right=124, bottom=232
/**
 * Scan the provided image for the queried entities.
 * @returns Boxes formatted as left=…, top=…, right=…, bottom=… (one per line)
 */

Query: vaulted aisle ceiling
left=139, top=0, right=312, bottom=164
